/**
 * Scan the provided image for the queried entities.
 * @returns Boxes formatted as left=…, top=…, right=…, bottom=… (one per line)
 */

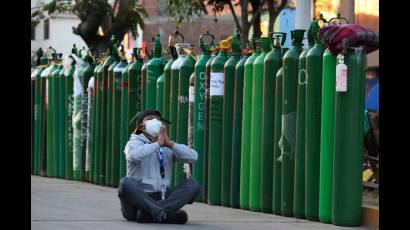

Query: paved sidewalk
left=31, top=176, right=371, bottom=230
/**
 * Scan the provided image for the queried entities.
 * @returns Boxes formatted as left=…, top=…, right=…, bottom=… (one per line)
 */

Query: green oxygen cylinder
left=46, top=62, right=58, bottom=177
left=163, top=32, right=183, bottom=131
left=93, top=62, right=103, bottom=184
left=221, top=32, right=241, bottom=207
left=128, top=48, right=143, bottom=130
left=319, top=14, right=349, bottom=223
left=32, top=68, right=35, bottom=174
left=170, top=43, right=190, bottom=140
left=40, top=64, right=52, bottom=176
left=53, top=64, right=64, bottom=179
left=175, top=46, right=196, bottom=185
left=86, top=74, right=95, bottom=182
left=112, top=54, right=128, bottom=187
left=32, top=55, right=46, bottom=174
left=90, top=62, right=101, bottom=183
left=164, top=57, right=175, bottom=130
left=193, top=31, right=214, bottom=202
left=35, top=56, right=51, bottom=176
left=87, top=49, right=99, bottom=183
left=170, top=43, right=190, bottom=185
left=79, top=48, right=91, bottom=181
left=157, top=74, right=164, bottom=114
left=141, top=39, right=154, bottom=112
left=147, top=34, right=164, bottom=109
left=249, top=37, right=271, bottom=212
left=100, top=36, right=117, bottom=185
left=32, top=59, right=44, bottom=174
left=73, top=53, right=87, bottom=181
left=208, top=39, right=230, bottom=206
left=333, top=47, right=366, bottom=227
left=39, top=58, right=50, bottom=177
left=141, top=39, right=153, bottom=112
left=281, top=29, right=305, bottom=217
left=318, top=49, right=336, bottom=223
left=175, top=48, right=196, bottom=185
left=141, top=61, right=147, bottom=111
left=119, top=59, right=130, bottom=180
left=293, top=21, right=315, bottom=219
left=272, top=48, right=287, bottom=214
left=33, top=57, right=48, bottom=175
left=52, top=64, right=63, bottom=178
left=81, top=53, right=95, bottom=182
left=121, top=49, right=143, bottom=179
left=260, top=33, right=283, bottom=213
left=305, top=16, right=326, bottom=221
left=240, top=39, right=260, bottom=210
left=204, top=50, right=217, bottom=199
left=230, top=52, right=249, bottom=208
left=188, top=73, right=195, bottom=188
left=180, top=55, right=196, bottom=186
left=58, top=63, right=66, bottom=179
left=188, top=73, right=195, bottom=148
left=106, top=42, right=120, bottom=186
left=64, top=52, right=76, bottom=180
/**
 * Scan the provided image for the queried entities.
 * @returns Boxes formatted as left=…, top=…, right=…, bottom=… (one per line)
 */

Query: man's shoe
left=164, top=210, right=188, bottom=224
left=136, top=210, right=153, bottom=223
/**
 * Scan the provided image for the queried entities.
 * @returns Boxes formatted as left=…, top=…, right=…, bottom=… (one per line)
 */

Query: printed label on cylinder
left=189, top=86, right=195, bottom=102
left=336, top=60, right=348, bottom=92
left=210, top=72, right=224, bottom=96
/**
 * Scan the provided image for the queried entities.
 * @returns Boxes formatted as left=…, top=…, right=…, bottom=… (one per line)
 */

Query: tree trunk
left=250, top=0, right=262, bottom=38
left=268, top=0, right=288, bottom=34
left=72, top=0, right=131, bottom=54
left=241, top=0, right=250, bottom=47
left=268, top=0, right=275, bottom=34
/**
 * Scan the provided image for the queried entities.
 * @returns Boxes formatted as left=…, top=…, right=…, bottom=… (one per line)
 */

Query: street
left=31, top=176, right=372, bottom=230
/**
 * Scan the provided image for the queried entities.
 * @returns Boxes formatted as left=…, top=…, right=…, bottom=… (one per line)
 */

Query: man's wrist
left=156, top=141, right=164, bottom=147
left=167, top=141, right=174, bottom=148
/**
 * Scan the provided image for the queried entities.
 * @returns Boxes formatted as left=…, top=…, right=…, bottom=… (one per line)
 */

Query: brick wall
left=141, top=0, right=239, bottom=57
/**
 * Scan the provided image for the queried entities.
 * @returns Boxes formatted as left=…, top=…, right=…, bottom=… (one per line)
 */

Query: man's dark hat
left=129, top=110, right=171, bottom=129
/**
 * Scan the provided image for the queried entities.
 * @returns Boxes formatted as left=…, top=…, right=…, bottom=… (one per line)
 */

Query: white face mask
left=144, top=118, right=163, bottom=137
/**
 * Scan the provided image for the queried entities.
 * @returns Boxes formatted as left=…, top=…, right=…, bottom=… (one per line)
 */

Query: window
left=44, top=19, right=49, bottom=40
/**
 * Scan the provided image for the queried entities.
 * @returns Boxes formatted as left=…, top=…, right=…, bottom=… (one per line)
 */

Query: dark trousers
left=117, top=177, right=201, bottom=222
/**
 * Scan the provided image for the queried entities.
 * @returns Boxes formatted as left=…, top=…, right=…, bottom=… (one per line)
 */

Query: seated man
left=118, top=110, right=201, bottom=224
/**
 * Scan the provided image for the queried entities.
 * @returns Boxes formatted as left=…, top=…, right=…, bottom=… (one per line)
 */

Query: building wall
left=355, top=0, right=379, bottom=68
left=274, top=8, right=296, bottom=49
left=31, top=14, right=87, bottom=55
left=141, top=0, right=238, bottom=56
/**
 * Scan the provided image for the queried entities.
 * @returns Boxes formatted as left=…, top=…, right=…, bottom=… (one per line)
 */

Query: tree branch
left=241, top=0, right=250, bottom=45
left=277, top=0, right=288, bottom=14
left=268, top=0, right=288, bottom=33
left=228, top=0, right=242, bottom=31
left=249, top=0, right=267, bottom=26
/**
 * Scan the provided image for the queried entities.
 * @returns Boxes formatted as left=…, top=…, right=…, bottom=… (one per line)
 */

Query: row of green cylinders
left=32, top=25, right=366, bottom=227
left=185, top=28, right=364, bottom=226
left=31, top=37, right=144, bottom=188
left=142, top=27, right=365, bottom=226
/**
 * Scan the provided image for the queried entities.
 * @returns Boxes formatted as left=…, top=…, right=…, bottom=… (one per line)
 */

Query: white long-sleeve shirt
left=124, top=133, right=198, bottom=192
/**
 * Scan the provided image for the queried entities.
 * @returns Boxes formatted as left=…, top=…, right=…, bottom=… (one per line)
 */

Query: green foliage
left=164, top=0, right=206, bottom=27
left=43, top=0, right=75, bottom=15
left=124, top=0, right=148, bottom=36
left=207, top=0, right=230, bottom=16
left=41, top=0, right=147, bottom=37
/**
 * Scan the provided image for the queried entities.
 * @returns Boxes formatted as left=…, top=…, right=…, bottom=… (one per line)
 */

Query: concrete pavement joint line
left=32, top=219, right=308, bottom=223
left=32, top=220, right=125, bottom=222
